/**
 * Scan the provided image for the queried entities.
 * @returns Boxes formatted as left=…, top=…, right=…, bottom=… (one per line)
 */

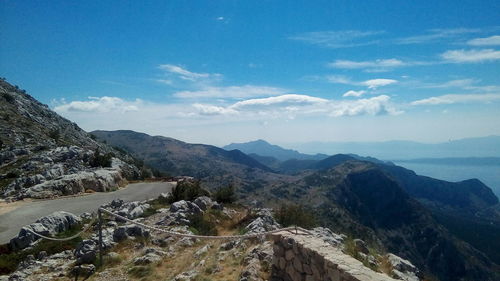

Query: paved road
left=0, top=182, right=174, bottom=244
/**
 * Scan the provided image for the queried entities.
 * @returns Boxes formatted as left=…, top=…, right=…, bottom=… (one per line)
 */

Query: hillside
left=91, top=130, right=295, bottom=191
left=223, top=139, right=328, bottom=161
left=260, top=161, right=499, bottom=281
left=0, top=80, right=141, bottom=200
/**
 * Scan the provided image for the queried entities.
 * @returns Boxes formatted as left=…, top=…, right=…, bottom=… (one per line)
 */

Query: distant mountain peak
left=223, top=139, right=328, bottom=161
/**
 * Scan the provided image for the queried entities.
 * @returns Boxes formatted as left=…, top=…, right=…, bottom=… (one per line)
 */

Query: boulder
left=75, top=239, right=97, bottom=265
left=193, top=196, right=214, bottom=211
left=10, top=211, right=81, bottom=250
left=112, top=224, right=150, bottom=242
left=311, top=227, right=345, bottom=246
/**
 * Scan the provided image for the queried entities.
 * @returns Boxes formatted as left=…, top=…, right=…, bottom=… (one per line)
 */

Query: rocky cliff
left=0, top=80, right=140, bottom=200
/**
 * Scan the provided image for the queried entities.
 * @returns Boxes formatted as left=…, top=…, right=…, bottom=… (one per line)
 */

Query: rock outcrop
left=0, top=80, right=141, bottom=200
left=10, top=211, right=82, bottom=250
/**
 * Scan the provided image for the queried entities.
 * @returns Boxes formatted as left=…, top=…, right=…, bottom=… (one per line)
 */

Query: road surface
left=0, top=181, right=174, bottom=244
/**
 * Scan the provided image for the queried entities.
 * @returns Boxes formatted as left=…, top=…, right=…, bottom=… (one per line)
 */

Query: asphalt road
left=0, top=182, right=175, bottom=244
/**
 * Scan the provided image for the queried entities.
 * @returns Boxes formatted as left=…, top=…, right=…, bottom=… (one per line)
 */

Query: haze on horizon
left=1, top=1, right=500, bottom=147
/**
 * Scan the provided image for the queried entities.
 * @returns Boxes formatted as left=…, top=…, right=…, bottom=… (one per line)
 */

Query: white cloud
left=361, top=79, right=397, bottom=89
left=174, top=85, right=287, bottom=99
left=54, top=96, right=140, bottom=113
left=158, top=64, right=221, bottom=82
left=441, top=49, right=500, bottom=63
left=230, top=94, right=327, bottom=108
left=343, top=90, right=367, bottom=97
left=289, top=30, right=384, bottom=48
left=330, top=95, right=402, bottom=117
left=467, top=35, right=500, bottom=46
left=216, top=17, right=224, bottom=21
left=326, top=76, right=397, bottom=89
left=328, top=59, right=406, bottom=71
left=411, top=93, right=500, bottom=105
left=192, top=104, right=237, bottom=116
left=186, top=94, right=401, bottom=118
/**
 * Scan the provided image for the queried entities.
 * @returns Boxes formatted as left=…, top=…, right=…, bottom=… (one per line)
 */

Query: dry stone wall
left=271, top=231, right=396, bottom=281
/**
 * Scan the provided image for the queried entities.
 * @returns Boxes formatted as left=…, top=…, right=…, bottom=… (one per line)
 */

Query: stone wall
left=271, top=231, right=396, bottom=281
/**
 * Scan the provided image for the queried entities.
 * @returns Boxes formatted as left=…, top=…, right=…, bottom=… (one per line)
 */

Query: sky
left=1, top=0, right=500, bottom=146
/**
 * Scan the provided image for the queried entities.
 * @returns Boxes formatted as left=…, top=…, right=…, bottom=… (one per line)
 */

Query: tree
left=213, top=185, right=237, bottom=204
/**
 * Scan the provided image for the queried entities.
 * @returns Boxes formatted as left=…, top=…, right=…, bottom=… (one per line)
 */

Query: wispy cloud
left=158, top=64, right=222, bottom=82
left=54, top=97, right=140, bottom=113
left=419, top=79, right=479, bottom=89
left=173, top=85, right=287, bottom=99
left=289, top=30, right=384, bottom=48
left=326, top=75, right=398, bottom=89
left=395, top=28, right=481, bottom=44
left=441, top=49, right=500, bottom=63
left=328, top=58, right=406, bottom=72
left=411, top=93, right=500, bottom=105
left=467, top=35, right=500, bottom=46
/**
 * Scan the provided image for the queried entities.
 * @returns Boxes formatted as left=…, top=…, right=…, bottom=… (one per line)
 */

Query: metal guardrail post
left=97, top=208, right=103, bottom=267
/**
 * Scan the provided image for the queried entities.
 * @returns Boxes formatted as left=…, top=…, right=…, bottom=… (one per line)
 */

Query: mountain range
left=1, top=79, right=500, bottom=280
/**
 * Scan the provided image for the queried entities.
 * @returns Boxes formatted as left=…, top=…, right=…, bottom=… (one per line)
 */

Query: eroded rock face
left=10, top=211, right=82, bottom=250
left=387, top=253, right=422, bottom=281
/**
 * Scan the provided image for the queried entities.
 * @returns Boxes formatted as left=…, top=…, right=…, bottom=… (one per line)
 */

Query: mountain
left=287, top=136, right=500, bottom=160
left=259, top=161, right=500, bottom=281
left=0, top=80, right=141, bottom=200
left=223, top=139, right=328, bottom=161
left=91, top=130, right=294, bottom=191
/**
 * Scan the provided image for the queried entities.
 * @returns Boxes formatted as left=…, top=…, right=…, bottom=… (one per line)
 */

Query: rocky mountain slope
left=0, top=80, right=141, bottom=200
left=1, top=193, right=421, bottom=281
left=91, top=130, right=296, bottom=192
left=264, top=161, right=499, bottom=281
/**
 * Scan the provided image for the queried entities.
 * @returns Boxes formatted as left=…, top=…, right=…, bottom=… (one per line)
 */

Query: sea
left=393, top=162, right=500, bottom=198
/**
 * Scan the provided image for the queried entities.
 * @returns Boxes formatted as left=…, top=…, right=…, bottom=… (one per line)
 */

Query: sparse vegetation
left=213, top=184, right=237, bottom=204
left=0, top=225, right=84, bottom=274
left=127, top=264, right=153, bottom=278
left=275, top=203, right=318, bottom=229
left=189, top=213, right=218, bottom=236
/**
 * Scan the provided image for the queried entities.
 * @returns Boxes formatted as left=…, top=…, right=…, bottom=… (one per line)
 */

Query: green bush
left=48, top=129, right=60, bottom=140
left=167, top=180, right=209, bottom=203
left=2, top=93, right=15, bottom=103
left=275, top=203, right=318, bottom=229
left=213, top=185, right=237, bottom=204
left=89, top=149, right=113, bottom=168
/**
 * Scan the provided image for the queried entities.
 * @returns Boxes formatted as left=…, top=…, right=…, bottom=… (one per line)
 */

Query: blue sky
left=1, top=0, right=500, bottom=146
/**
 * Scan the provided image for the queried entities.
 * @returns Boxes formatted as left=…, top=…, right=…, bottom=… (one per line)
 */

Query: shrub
left=275, top=203, right=318, bottom=229
left=167, top=180, right=209, bottom=203
left=89, top=149, right=113, bottom=168
left=48, top=129, right=60, bottom=140
left=2, top=93, right=15, bottom=103
left=127, top=265, right=153, bottom=278
left=213, top=185, right=237, bottom=204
